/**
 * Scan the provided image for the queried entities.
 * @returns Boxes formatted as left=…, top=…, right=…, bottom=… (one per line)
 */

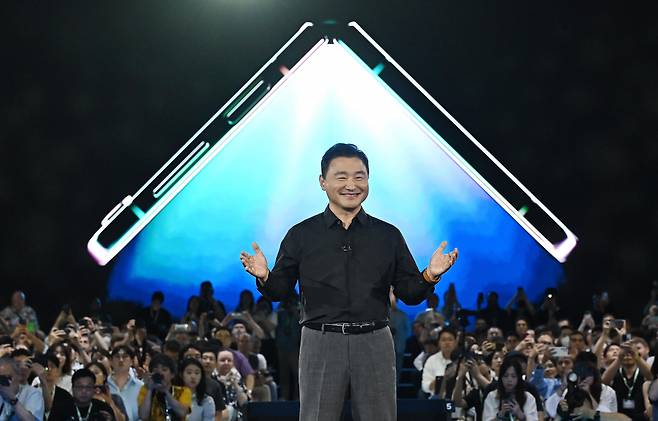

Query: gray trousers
left=299, top=326, right=396, bottom=421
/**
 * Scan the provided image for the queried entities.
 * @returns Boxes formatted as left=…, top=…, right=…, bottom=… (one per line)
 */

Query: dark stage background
left=2, top=1, right=657, bottom=327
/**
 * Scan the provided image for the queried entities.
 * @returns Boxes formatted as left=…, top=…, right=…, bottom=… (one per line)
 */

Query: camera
left=0, top=375, right=11, bottom=386
left=561, top=371, right=590, bottom=416
left=151, top=373, right=163, bottom=384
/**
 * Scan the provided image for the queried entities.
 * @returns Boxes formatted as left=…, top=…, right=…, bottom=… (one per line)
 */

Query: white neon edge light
left=89, top=21, right=577, bottom=265
left=346, top=22, right=578, bottom=262
left=87, top=27, right=323, bottom=265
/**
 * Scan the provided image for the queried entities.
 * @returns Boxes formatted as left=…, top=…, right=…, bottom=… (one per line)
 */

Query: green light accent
left=322, top=19, right=337, bottom=25
left=372, top=62, right=385, bottom=75
left=519, top=206, right=529, bottom=216
left=130, top=205, right=146, bottom=219
left=224, top=80, right=264, bottom=121
left=153, top=142, right=210, bottom=199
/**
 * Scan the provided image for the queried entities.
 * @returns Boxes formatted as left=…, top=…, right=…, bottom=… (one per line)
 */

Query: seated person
left=49, top=367, right=115, bottom=420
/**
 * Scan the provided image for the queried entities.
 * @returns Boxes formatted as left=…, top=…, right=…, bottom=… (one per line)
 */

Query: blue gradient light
left=109, top=43, right=563, bottom=317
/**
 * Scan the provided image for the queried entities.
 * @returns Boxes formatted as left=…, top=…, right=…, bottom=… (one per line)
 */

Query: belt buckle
left=341, top=324, right=349, bottom=335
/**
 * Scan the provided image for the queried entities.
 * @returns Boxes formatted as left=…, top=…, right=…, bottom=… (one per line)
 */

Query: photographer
left=452, top=356, right=493, bottom=421
left=422, top=327, right=457, bottom=395
left=546, top=361, right=618, bottom=419
left=602, top=343, right=652, bottom=420
left=138, top=354, right=191, bottom=421
left=0, top=356, right=44, bottom=421
left=482, top=359, right=538, bottom=421
left=86, top=362, right=127, bottom=421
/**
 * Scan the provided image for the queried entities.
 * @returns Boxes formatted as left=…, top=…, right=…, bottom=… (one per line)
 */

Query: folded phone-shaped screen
left=108, top=42, right=563, bottom=317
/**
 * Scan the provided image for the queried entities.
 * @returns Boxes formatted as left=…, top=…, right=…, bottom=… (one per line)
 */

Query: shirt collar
left=323, top=206, right=369, bottom=228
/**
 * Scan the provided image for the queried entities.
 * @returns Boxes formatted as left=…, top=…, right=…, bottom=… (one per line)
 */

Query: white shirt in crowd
left=0, top=384, right=45, bottom=421
left=188, top=393, right=215, bottom=421
left=544, top=384, right=618, bottom=418
left=107, top=371, right=144, bottom=421
left=482, top=390, right=538, bottom=421
left=421, top=351, right=452, bottom=394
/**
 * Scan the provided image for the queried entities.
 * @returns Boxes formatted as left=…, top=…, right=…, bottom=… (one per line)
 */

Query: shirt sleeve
left=421, top=354, right=441, bottom=394
left=598, top=385, right=618, bottom=413
left=178, top=386, right=193, bottom=411
left=523, top=392, right=539, bottom=421
left=256, top=228, right=300, bottom=302
left=21, top=388, right=45, bottom=421
left=482, top=393, right=498, bottom=421
left=391, top=229, right=435, bottom=305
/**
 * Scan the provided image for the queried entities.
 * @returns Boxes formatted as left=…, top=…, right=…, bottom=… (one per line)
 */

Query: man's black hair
left=72, top=367, right=96, bottom=385
left=163, top=340, right=182, bottom=354
left=151, top=291, right=165, bottom=303
left=320, top=143, right=369, bottom=178
left=149, top=353, right=177, bottom=374
left=110, top=345, right=135, bottom=359
left=438, top=326, right=457, bottom=340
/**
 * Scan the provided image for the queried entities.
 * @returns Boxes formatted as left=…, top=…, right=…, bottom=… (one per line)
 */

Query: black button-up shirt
left=257, top=206, right=435, bottom=324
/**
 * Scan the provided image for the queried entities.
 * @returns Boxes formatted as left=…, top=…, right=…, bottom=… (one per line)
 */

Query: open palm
left=427, top=241, right=458, bottom=279
left=240, top=242, right=269, bottom=280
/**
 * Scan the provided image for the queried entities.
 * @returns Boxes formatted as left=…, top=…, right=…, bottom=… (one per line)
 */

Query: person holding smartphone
left=138, top=354, right=191, bottom=421
left=482, top=359, right=538, bottom=421
left=86, top=362, right=127, bottom=421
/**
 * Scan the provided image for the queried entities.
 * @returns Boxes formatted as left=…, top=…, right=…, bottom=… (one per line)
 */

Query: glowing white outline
left=346, top=21, right=577, bottom=262
left=88, top=20, right=577, bottom=265
left=88, top=26, right=323, bottom=265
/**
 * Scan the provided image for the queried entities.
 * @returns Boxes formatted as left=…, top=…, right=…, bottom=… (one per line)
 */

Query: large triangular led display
left=89, top=22, right=577, bottom=316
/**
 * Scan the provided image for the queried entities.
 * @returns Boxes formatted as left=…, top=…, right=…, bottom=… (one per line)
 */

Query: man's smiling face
left=320, top=156, right=369, bottom=214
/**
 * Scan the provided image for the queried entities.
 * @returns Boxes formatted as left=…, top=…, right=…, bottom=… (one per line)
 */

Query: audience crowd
left=1, top=280, right=658, bottom=421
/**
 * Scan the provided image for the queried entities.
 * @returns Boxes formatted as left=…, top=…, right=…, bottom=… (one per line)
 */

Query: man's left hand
left=427, top=241, right=458, bottom=280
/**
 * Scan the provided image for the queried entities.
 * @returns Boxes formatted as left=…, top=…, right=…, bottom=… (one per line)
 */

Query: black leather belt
left=304, top=321, right=388, bottom=335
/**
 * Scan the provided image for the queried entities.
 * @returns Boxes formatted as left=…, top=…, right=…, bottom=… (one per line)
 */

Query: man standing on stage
left=240, top=143, right=458, bottom=420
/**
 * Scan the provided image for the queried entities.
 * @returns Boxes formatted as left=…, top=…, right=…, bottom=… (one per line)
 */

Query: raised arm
left=241, top=231, right=299, bottom=302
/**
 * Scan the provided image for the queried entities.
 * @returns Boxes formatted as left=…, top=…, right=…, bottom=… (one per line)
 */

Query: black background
left=2, top=1, right=657, bottom=327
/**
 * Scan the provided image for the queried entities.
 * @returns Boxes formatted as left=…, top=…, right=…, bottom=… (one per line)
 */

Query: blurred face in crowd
left=506, top=335, right=519, bottom=351
left=92, top=352, right=111, bottom=374
left=537, top=334, right=553, bottom=347
left=604, top=344, right=621, bottom=366
left=475, top=318, right=488, bottom=333
left=46, top=359, right=61, bottom=383
left=79, top=335, right=91, bottom=352
left=633, top=341, right=649, bottom=360
left=72, top=376, right=95, bottom=406
left=558, top=356, right=573, bottom=376
left=501, top=366, right=518, bottom=393
left=569, top=333, right=586, bottom=352
left=183, top=347, right=202, bottom=361
left=53, top=345, right=67, bottom=371
left=515, top=320, right=528, bottom=337
left=182, top=363, right=203, bottom=390
left=544, top=359, right=558, bottom=378
left=232, top=323, right=247, bottom=339
left=151, top=364, right=173, bottom=387
left=88, top=365, right=106, bottom=385
left=438, top=332, right=456, bottom=358
left=201, top=352, right=217, bottom=375
left=491, top=351, right=504, bottom=375
left=11, top=291, right=25, bottom=310
left=620, top=346, right=637, bottom=367
left=217, top=351, right=234, bottom=376
left=111, top=350, right=132, bottom=373
left=237, top=334, right=252, bottom=355
left=487, top=327, right=503, bottom=341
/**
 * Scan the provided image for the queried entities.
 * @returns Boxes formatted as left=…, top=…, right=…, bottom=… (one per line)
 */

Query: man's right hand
left=240, top=242, right=269, bottom=281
